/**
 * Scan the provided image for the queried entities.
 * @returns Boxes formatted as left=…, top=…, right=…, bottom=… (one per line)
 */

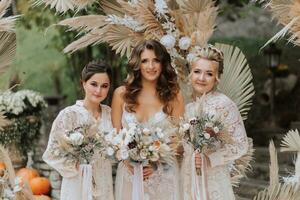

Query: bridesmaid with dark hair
left=43, top=61, right=114, bottom=200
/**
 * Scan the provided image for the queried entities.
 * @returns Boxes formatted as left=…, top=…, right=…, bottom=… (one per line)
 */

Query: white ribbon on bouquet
left=132, top=163, right=144, bottom=200
left=191, top=150, right=209, bottom=200
left=80, top=164, right=93, bottom=200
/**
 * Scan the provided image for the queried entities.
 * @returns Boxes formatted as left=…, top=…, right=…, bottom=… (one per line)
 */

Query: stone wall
left=33, top=105, right=62, bottom=200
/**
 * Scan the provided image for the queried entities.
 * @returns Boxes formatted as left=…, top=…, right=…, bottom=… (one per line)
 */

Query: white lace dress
left=43, top=100, right=114, bottom=200
left=115, top=108, right=180, bottom=200
left=181, top=91, right=248, bottom=200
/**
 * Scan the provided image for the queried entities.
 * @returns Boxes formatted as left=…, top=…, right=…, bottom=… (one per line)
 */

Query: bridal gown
left=43, top=100, right=114, bottom=200
left=115, top=107, right=180, bottom=200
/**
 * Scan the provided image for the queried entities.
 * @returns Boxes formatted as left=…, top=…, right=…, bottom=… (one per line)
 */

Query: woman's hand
left=143, top=165, right=154, bottom=180
left=195, top=152, right=202, bottom=169
left=123, top=160, right=134, bottom=174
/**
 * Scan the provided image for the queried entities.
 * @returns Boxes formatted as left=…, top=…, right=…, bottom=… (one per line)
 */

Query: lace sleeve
left=42, top=109, right=79, bottom=178
left=207, top=99, right=248, bottom=168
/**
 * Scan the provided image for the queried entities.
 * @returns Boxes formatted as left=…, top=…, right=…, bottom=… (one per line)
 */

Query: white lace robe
left=115, top=108, right=180, bottom=200
left=181, top=92, right=248, bottom=200
left=43, top=100, right=114, bottom=200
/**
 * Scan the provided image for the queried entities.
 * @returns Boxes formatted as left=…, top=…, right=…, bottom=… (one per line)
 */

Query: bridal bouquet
left=183, top=114, right=233, bottom=154
left=57, top=124, right=106, bottom=164
left=104, top=123, right=176, bottom=166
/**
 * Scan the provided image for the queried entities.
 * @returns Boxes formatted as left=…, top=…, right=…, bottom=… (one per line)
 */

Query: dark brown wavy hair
left=124, top=39, right=180, bottom=115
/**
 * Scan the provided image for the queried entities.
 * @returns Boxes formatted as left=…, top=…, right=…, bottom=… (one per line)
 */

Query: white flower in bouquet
left=124, top=134, right=133, bottom=145
left=213, top=126, right=220, bottom=133
left=160, top=34, right=176, bottom=49
left=204, top=132, right=211, bottom=139
left=179, top=37, right=191, bottom=50
left=142, top=136, right=153, bottom=145
left=69, top=132, right=84, bottom=146
left=140, top=149, right=149, bottom=160
left=106, top=147, right=115, bottom=156
left=150, top=152, right=159, bottom=162
left=112, top=133, right=123, bottom=145
left=143, top=128, right=151, bottom=136
left=179, top=122, right=190, bottom=134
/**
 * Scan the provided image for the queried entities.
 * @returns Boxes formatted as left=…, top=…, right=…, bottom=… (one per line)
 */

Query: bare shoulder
left=112, top=86, right=125, bottom=107
left=114, top=86, right=126, bottom=96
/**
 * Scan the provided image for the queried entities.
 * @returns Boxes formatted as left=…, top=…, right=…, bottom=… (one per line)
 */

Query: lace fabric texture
left=115, top=108, right=180, bottom=200
left=43, top=100, right=114, bottom=200
left=181, top=92, right=248, bottom=200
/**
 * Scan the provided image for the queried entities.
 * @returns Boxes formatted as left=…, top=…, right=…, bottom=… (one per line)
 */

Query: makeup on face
left=83, top=73, right=110, bottom=105
left=140, top=49, right=162, bottom=82
left=190, top=58, right=219, bottom=95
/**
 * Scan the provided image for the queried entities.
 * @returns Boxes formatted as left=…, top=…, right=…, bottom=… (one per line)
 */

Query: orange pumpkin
left=0, top=162, right=6, bottom=176
left=16, top=168, right=39, bottom=182
left=34, top=195, right=52, bottom=200
left=30, top=177, right=51, bottom=195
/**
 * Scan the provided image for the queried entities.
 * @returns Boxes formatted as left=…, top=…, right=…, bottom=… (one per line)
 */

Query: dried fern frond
left=0, top=32, right=16, bottom=74
left=281, top=129, right=300, bottom=152
left=215, top=43, right=255, bottom=120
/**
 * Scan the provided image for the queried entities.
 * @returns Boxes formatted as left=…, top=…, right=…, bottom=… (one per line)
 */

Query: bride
left=112, top=39, right=184, bottom=200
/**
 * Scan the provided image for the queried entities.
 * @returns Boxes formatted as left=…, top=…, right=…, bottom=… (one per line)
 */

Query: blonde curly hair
left=187, top=45, right=224, bottom=76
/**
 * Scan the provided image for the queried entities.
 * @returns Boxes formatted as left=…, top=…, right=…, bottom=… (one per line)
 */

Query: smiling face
left=82, top=73, right=110, bottom=105
left=140, top=49, right=162, bottom=83
left=190, top=58, right=219, bottom=96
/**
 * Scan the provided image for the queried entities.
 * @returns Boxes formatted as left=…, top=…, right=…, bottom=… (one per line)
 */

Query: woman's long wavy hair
left=124, top=39, right=180, bottom=115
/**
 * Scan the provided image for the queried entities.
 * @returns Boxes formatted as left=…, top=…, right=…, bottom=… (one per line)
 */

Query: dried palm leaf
left=0, top=32, right=16, bottom=74
left=133, top=2, right=164, bottom=39
left=173, top=0, right=218, bottom=47
left=0, top=0, right=11, bottom=18
left=58, top=15, right=109, bottom=32
left=0, top=0, right=18, bottom=32
left=0, top=112, right=10, bottom=131
left=176, top=0, right=216, bottom=14
left=104, top=25, right=144, bottom=57
left=257, top=0, right=300, bottom=48
left=269, top=140, right=279, bottom=188
left=34, top=0, right=96, bottom=13
left=100, top=0, right=124, bottom=16
left=254, top=183, right=300, bottom=200
left=281, top=129, right=300, bottom=152
left=215, top=43, right=255, bottom=120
